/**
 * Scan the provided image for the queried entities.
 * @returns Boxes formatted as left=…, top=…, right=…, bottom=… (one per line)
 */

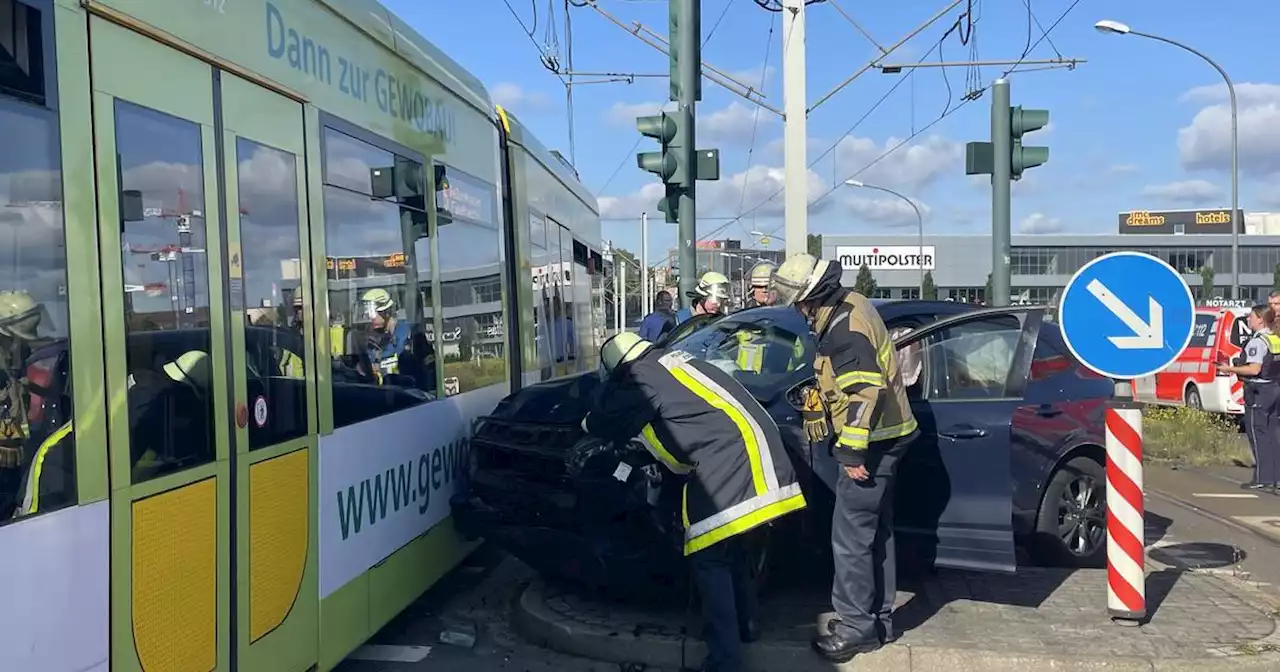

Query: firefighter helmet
left=163, top=350, right=212, bottom=391
left=691, top=271, right=731, bottom=301
left=360, top=287, right=395, bottom=319
left=773, top=253, right=834, bottom=306
left=748, top=262, right=776, bottom=288
left=0, top=291, right=44, bottom=341
left=600, top=332, right=654, bottom=372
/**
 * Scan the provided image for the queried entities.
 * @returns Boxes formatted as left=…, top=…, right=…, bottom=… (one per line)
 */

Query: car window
left=909, top=315, right=1023, bottom=400
left=1188, top=314, right=1216, bottom=349
left=671, top=318, right=812, bottom=391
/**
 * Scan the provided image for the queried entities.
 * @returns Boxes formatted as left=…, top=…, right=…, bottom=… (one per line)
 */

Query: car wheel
left=1185, top=385, right=1203, bottom=411
left=1031, top=456, right=1107, bottom=568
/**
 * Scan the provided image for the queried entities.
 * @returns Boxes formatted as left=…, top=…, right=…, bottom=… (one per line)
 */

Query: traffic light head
left=637, top=113, right=677, bottom=144
left=1010, top=106, right=1049, bottom=178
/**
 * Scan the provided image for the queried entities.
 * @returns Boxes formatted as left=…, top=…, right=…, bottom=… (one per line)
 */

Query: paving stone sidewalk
left=516, top=565, right=1280, bottom=671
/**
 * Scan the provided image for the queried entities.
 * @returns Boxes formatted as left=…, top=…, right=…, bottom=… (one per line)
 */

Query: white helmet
left=748, top=262, right=776, bottom=288
left=600, top=332, right=654, bottom=372
left=773, top=253, right=835, bottom=306
left=692, top=271, right=731, bottom=301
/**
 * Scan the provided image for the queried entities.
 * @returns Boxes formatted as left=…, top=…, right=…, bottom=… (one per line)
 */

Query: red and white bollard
left=1105, top=399, right=1146, bottom=625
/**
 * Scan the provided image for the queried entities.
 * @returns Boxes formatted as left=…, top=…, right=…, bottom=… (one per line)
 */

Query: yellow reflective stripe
left=876, top=340, right=893, bottom=372
left=870, top=416, right=918, bottom=442
left=682, top=485, right=691, bottom=530
left=1265, top=333, right=1280, bottom=354
left=669, top=367, right=769, bottom=496
left=736, top=342, right=763, bottom=372
left=837, top=425, right=870, bottom=450
left=640, top=424, right=693, bottom=474
left=684, top=490, right=808, bottom=555
left=835, top=370, right=884, bottom=389
left=20, top=420, right=72, bottom=516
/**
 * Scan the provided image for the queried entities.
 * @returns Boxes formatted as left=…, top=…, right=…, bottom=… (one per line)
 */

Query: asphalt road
left=333, top=468, right=1280, bottom=672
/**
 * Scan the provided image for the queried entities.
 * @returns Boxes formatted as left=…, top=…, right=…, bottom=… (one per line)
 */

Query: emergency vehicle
left=1131, top=306, right=1253, bottom=414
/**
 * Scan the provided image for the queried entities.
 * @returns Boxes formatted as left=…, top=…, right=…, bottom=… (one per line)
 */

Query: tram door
left=90, top=17, right=319, bottom=672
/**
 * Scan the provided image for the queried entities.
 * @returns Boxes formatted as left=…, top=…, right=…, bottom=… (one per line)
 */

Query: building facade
left=823, top=230, right=1280, bottom=305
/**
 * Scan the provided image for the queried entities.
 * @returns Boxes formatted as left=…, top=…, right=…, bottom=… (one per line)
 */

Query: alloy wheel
left=1057, top=474, right=1106, bottom=557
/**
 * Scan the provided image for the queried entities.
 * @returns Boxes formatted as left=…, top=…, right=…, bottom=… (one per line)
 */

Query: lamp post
left=844, top=180, right=927, bottom=295
left=1095, top=19, right=1240, bottom=300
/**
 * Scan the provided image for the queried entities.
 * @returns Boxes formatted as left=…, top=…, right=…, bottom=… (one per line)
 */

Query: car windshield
left=665, top=311, right=812, bottom=396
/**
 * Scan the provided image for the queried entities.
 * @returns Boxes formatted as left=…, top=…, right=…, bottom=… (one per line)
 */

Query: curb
left=513, top=579, right=1280, bottom=671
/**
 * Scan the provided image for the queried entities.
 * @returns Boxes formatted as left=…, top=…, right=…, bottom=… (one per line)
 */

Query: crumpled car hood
left=489, top=372, right=601, bottom=425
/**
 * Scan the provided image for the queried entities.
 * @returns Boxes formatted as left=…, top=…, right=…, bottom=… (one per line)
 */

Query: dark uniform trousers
left=1244, top=382, right=1280, bottom=485
left=830, top=432, right=917, bottom=643
left=690, top=534, right=759, bottom=672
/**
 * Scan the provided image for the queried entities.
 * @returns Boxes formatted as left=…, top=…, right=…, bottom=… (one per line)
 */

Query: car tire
left=1185, top=385, right=1203, bottom=411
left=1031, top=455, right=1107, bottom=569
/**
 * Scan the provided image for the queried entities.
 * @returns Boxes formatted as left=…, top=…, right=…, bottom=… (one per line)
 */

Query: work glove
left=801, top=387, right=830, bottom=443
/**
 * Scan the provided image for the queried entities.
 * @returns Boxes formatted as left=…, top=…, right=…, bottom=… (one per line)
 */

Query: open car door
left=889, top=306, right=1043, bottom=573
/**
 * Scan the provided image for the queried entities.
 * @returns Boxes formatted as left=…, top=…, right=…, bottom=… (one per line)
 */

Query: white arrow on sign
left=1086, top=278, right=1163, bottom=349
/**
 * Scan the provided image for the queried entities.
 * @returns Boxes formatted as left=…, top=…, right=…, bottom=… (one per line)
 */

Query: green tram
left=0, top=1, right=605, bottom=670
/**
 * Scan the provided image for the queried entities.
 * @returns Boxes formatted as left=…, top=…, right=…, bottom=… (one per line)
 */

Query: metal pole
left=1129, top=31, right=1240, bottom=300
left=675, top=0, right=701, bottom=304
left=614, top=258, right=624, bottom=327
left=782, top=0, right=808, bottom=256
left=845, top=181, right=926, bottom=297
left=640, top=212, right=650, bottom=314
left=991, top=78, right=1011, bottom=308
left=613, top=247, right=621, bottom=331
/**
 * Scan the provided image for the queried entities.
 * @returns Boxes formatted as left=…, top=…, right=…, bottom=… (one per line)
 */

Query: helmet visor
left=362, top=301, right=384, bottom=321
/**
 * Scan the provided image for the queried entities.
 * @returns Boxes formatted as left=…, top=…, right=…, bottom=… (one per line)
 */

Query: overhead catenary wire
left=1002, top=0, right=1081, bottom=78
left=734, top=11, right=779, bottom=239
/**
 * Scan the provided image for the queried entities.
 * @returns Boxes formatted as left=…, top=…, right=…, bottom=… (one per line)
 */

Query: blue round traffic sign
left=1058, top=251, right=1196, bottom=380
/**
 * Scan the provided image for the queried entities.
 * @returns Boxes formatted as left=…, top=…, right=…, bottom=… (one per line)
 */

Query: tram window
left=235, top=138, right=308, bottom=448
left=321, top=127, right=437, bottom=429
left=435, top=162, right=507, bottom=395
left=0, top=0, right=46, bottom=105
left=529, top=212, right=554, bottom=380
left=114, top=101, right=216, bottom=483
left=0, top=97, right=76, bottom=523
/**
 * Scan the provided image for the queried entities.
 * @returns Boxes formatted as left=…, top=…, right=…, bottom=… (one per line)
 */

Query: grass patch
left=1143, top=405, right=1251, bottom=467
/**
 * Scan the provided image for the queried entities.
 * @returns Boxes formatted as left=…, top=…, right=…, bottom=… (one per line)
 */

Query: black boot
left=811, top=631, right=881, bottom=663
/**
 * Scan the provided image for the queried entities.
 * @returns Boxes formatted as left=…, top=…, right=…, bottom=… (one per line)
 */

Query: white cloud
left=1140, top=179, right=1224, bottom=205
left=699, top=101, right=775, bottom=144
left=833, top=134, right=962, bottom=190
left=839, top=194, right=932, bottom=228
left=607, top=100, right=775, bottom=145
left=490, top=82, right=551, bottom=112
left=598, top=163, right=831, bottom=220
left=606, top=100, right=676, bottom=126
left=725, top=65, right=776, bottom=89
left=1178, top=82, right=1280, bottom=175
left=1020, top=213, right=1064, bottom=234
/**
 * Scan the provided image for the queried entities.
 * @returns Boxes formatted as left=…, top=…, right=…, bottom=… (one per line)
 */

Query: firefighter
left=127, top=350, right=214, bottom=482
left=582, top=331, right=808, bottom=672
left=1218, top=304, right=1280, bottom=491
left=0, top=291, right=46, bottom=518
left=746, top=262, right=777, bottom=308
left=675, top=272, right=731, bottom=324
left=772, top=253, right=919, bottom=663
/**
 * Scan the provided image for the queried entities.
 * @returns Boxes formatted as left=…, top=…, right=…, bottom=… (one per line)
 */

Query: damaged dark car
left=451, top=301, right=1114, bottom=590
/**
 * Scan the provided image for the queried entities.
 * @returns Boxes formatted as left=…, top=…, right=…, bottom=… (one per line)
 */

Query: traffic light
left=637, top=110, right=690, bottom=224
left=636, top=112, right=684, bottom=183
left=1010, top=106, right=1049, bottom=179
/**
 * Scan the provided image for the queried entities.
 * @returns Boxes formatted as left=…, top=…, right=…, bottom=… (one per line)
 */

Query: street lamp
left=1095, top=19, right=1241, bottom=300
left=844, top=179, right=927, bottom=296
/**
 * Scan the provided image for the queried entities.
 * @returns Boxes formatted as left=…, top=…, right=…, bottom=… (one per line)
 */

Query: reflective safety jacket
left=584, top=348, right=808, bottom=556
left=812, top=289, right=917, bottom=468
left=366, top=321, right=414, bottom=384
left=1257, top=332, right=1280, bottom=382
left=734, top=328, right=803, bottom=374
left=13, top=420, right=72, bottom=518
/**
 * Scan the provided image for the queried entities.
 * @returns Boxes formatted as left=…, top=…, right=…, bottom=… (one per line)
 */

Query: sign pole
left=1057, top=251, right=1196, bottom=628
left=1106, top=384, right=1146, bottom=625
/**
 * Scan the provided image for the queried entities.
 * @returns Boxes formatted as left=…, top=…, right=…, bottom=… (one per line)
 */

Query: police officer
left=675, top=272, right=731, bottom=324
left=360, top=287, right=435, bottom=390
left=772, top=253, right=919, bottom=663
left=582, top=331, right=808, bottom=672
left=746, top=262, right=777, bottom=308
left=1218, top=305, right=1280, bottom=491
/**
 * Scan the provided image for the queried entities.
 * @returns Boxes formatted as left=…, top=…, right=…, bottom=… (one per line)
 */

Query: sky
left=385, top=0, right=1280, bottom=262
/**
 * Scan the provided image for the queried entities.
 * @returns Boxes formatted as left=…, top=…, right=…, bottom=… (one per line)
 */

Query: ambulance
left=1131, top=305, right=1253, bottom=414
